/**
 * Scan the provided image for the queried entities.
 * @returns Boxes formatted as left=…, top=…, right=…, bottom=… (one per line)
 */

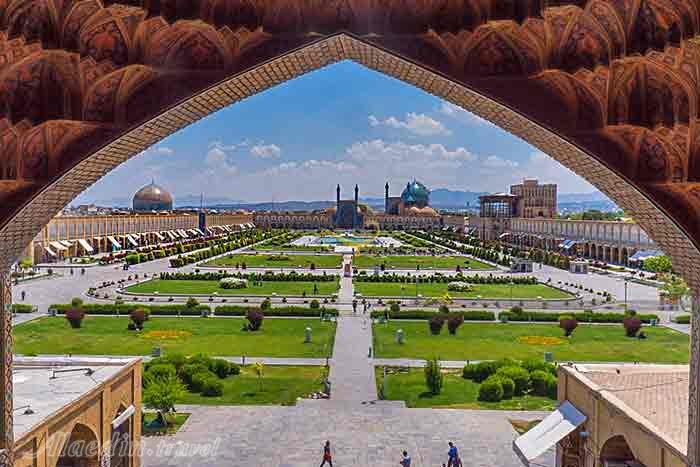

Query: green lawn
left=182, top=365, right=325, bottom=406
left=373, top=322, right=689, bottom=363
left=126, top=279, right=340, bottom=296
left=352, top=255, right=492, bottom=270
left=377, top=368, right=556, bottom=410
left=14, top=317, right=335, bottom=358
left=354, top=281, right=571, bottom=299
left=204, top=253, right=342, bottom=269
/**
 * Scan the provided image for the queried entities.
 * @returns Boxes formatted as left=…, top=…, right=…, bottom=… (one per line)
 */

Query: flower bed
left=219, top=277, right=248, bottom=289
left=447, top=281, right=472, bottom=292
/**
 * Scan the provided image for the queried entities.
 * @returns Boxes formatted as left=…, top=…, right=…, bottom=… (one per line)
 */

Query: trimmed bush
left=623, top=316, right=642, bottom=337
left=496, top=366, right=530, bottom=396
left=11, top=304, right=34, bottom=313
left=424, top=358, right=443, bottom=395
left=210, top=359, right=232, bottom=379
left=201, top=378, right=224, bottom=397
left=446, top=313, right=464, bottom=335
left=530, top=370, right=552, bottom=397
left=71, top=297, right=84, bottom=308
left=190, top=370, right=216, bottom=393
left=180, top=363, right=210, bottom=387
left=522, top=359, right=556, bottom=376
left=215, top=305, right=337, bottom=317
left=559, top=315, right=578, bottom=337
left=129, top=308, right=148, bottom=329
left=185, top=297, right=199, bottom=309
left=428, top=315, right=445, bottom=335
left=676, top=314, right=691, bottom=324
left=472, top=361, right=499, bottom=383
left=497, top=311, right=659, bottom=324
left=145, top=363, right=177, bottom=384
left=65, top=307, right=85, bottom=328
left=309, top=299, right=320, bottom=309
left=478, top=376, right=503, bottom=402
left=499, top=377, right=515, bottom=399
left=462, top=363, right=477, bottom=380
left=246, top=309, right=264, bottom=331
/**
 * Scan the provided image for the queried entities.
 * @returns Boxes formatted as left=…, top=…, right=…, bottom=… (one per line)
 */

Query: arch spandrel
left=1, top=1, right=700, bottom=287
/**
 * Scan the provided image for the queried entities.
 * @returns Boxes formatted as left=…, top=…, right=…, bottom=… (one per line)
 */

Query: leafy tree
left=142, top=375, right=186, bottom=425
left=644, top=255, right=672, bottom=273
left=660, top=274, right=689, bottom=304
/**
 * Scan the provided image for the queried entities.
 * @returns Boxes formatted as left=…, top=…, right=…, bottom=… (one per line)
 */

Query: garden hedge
left=355, top=272, right=537, bottom=285
left=159, top=271, right=338, bottom=282
left=49, top=303, right=210, bottom=316
left=497, top=311, right=659, bottom=324
left=11, top=304, right=34, bottom=313
left=675, top=314, right=691, bottom=324
left=370, top=309, right=495, bottom=321
left=214, top=305, right=339, bottom=317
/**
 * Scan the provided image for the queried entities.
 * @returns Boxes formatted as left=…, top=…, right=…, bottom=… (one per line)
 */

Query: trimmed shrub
left=510, top=305, right=523, bottom=315
left=190, top=370, right=216, bottom=393
left=210, top=359, right=232, bottom=379
left=522, top=359, right=556, bottom=376
left=229, top=363, right=241, bottom=375
left=472, top=361, right=499, bottom=383
left=623, top=316, right=642, bottom=337
left=545, top=374, right=558, bottom=399
left=186, top=297, right=199, bottom=309
left=499, top=377, right=515, bottom=399
left=424, top=358, right=443, bottom=395
left=478, top=376, right=503, bottom=402
left=530, top=370, right=553, bottom=397
left=497, top=311, right=659, bottom=324
left=201, top=378, right=224, bottom=397
left=428, top=315, right=445, bottom=335
left=129, top=308, right=148, bottom=329
left=462, top=363, right=477, bottom=380
left=559, top=315, right=578, bottom=337
left=246, top=309, right=264, bottom=331
left=496, top=366, right=530, bottom=396
left=65, top=307, right=85, bottom=328
left=11, top=304, right=34, bottom=313
left=446, top=313, right=464, bottom=335
left=389, top=302, right=401, bottom=313
left=310, top=299, right=320, bottom=309
left=219, top=277, right=248, bottom=289
left=70, top=297, right=84, bottom=308
left=180, top=363, right=210, bottom=387
left=260, top=298, right=272, bottom=310
left=676, top=314, right=691, bottom=324
left=145, top=363, right=176, bottom=383
left=371, top=309, right=494, bottom=321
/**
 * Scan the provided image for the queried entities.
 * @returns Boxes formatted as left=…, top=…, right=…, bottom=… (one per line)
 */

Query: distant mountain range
left=171, top=188, right=617, bottom=213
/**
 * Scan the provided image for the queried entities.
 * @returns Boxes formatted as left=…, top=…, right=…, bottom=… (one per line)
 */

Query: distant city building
left=470, top=178, right=657, bottom=265
left=254, top=180, right=444, bottom=231
left=132, top=180, right=173, bottom=212
left=510, top=178, right=557, bottom=218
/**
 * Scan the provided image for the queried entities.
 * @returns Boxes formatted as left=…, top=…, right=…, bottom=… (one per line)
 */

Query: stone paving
left=141, top=405, right=553, bottom=467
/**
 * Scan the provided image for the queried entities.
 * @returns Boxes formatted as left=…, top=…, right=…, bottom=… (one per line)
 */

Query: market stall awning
left=513, top=401, right=586, bottom=466
left=188, top=229, right=200, bottom=236
left=43, top=244, right=57, bottom=257
left=77, top=239, right=94, bottom=253
left=195, top=228, right=206, bottom=236
left=49, top=241, right=68, bottom=251
left=107, top=236, right=122, bottom=249
left=154, top=232, right=165, bottom=241
left=60, top=240, right=73, bottom=247
left=629, top=249, right=664, bottom=262
left=166, top=231, right=177, bottom=240
left=178, top=229, right=189, bottom=238
left=126, top=235, right=138, bottom=247
left=499, top=232, right=511, bottom=239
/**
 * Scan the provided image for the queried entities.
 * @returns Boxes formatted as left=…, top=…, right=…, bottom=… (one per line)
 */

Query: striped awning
left=154, top=232, right=165, bottom=241
left=107, top=236, right=122, bottom=249
left=60, top=240, right=73, bottom=248
left=126, top=235, right=138, bottom=247
left=43, top=244, right=57, bottom=257
left=49, top=241, right=68, bottom=251
left=77, top=239, right=94, bottom=253
left=166, top=231, right=177, bottom=240
left=195, top=228, right=206, bottom=236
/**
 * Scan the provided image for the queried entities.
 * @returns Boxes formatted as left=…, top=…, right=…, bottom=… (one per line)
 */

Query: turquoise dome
left=401, top=180, right=430, bottom=207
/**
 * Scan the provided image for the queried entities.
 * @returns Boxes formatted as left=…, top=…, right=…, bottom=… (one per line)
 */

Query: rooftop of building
left=561, top=363, right=689, bottom=457
left=13, top=356, right=138, bottom=441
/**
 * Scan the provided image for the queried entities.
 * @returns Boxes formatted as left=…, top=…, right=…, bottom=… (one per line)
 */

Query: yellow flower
left=518, top=336, right=564, bottom=346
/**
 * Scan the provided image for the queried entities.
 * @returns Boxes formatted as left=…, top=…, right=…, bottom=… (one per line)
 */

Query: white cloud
left=482, top=155, right=519, bottom=169
left=250, top=143, right=282, bottom=159
left=368, top=112, right=451, bottom=136
left=205, top=147, right=238, bottom=176
left=347, top=140, right=475, bottom=167
left=439, top=102, right=493, bottom=127
left=208, top=140, right=250, bottom=151
left=154, top=146, right=174, bottom=155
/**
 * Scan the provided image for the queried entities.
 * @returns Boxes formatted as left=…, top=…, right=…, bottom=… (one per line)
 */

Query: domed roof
left=401, top=179, right=430, bottom=205
left=132, top=181, right=173, bottom=212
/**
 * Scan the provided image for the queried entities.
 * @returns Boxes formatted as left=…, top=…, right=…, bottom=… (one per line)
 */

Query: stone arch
left=599, top=435, right=639, bottom=465
left=54, top=422, right=100, bottom=467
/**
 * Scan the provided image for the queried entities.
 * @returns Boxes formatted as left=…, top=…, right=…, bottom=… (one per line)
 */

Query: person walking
left=447, top=442, right=461, bottom=467
left=20, top=290, right=25, bottom=301
left=399, top=450, right=411, bottom=467
left=319, top=440, right=333, bottom=467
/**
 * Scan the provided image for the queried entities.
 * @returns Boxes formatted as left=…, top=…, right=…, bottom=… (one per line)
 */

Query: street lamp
left=624, top=277, right=629, bottom=310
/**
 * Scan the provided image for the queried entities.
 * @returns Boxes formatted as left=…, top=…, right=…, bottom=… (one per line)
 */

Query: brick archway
left=3, top=1, right=700, bottom=465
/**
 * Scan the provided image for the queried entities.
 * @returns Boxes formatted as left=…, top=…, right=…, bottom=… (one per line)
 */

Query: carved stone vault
left=3, top=0, right=700, bottom=463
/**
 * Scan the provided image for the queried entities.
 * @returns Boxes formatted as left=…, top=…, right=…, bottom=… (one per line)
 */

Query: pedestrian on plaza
left=319, top=440, right=333, bottom=467
left=447, top=442, right=461, bottom=467
left=352, top=299, right=357, bottom=314
left=81, top=268, right=86, bottom=275
left=70, top=268, right=74, bottom=275
left=20, top=290, right=25, bottom=301
left=399, top=450, right=411, bottom=467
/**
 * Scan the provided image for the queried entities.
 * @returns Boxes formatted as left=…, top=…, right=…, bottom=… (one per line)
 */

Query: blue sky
left=74, top=61, right=597, bottom=206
